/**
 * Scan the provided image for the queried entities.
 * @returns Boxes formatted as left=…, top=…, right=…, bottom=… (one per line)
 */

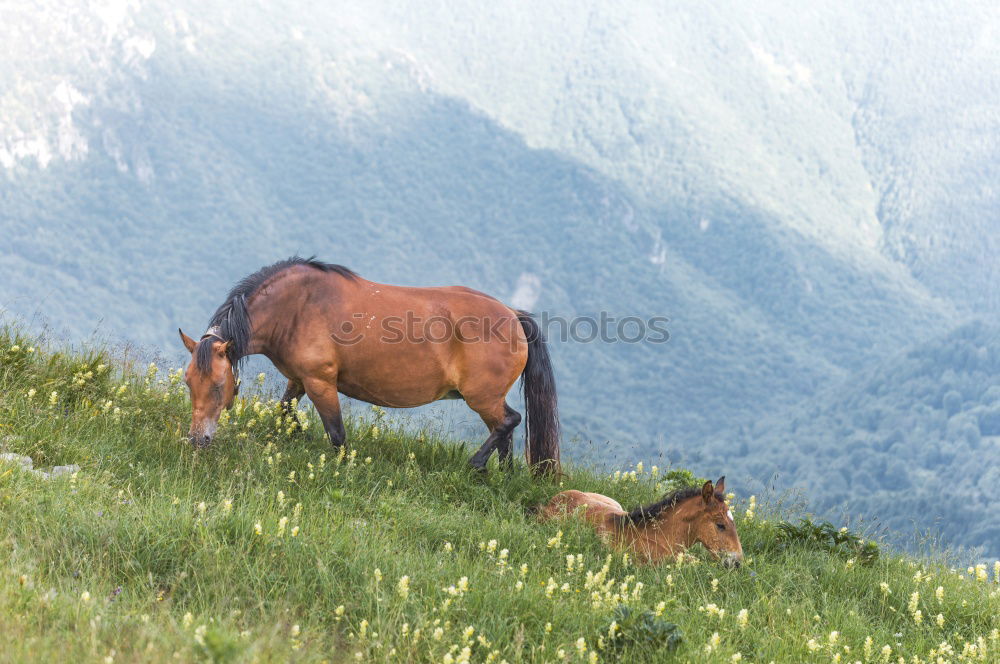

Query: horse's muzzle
left=721, top=553, right=743, bottom=569
left=188, top=434, right=212, bottom=448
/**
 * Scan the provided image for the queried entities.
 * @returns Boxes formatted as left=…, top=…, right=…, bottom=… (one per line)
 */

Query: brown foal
left=178, top=257, right=560, bottom=474
left=540, top=477, right=743, bottom=567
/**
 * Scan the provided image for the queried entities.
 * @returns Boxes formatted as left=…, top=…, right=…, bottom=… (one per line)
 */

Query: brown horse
left=539, top=477, right=743, bottom=567
left=178, top=257, right=559, bottom=474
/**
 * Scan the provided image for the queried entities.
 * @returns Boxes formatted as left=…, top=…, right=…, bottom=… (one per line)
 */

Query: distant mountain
left=340, top=1, right=998, bottom=315
left=1, top=1, right=997, bottom=555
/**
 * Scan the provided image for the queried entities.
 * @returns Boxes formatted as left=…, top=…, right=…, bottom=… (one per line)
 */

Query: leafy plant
left=601, top=605, right=683, bottom=653
left=775, top=518, right=880, bottom=565
left=197, top=627, right=242, bottom=663
left=659, top=469, right=705, bottom=493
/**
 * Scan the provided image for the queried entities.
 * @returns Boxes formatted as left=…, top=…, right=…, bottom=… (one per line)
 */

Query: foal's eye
left=716, top=523, right=726, bottom=531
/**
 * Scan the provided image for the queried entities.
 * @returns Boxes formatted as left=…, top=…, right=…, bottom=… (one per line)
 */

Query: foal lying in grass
left=540, top=477, right=743, bottom=568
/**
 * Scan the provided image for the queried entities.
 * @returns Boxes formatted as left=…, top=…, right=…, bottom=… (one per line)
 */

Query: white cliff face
left=0, top=0, right=155, bottom=171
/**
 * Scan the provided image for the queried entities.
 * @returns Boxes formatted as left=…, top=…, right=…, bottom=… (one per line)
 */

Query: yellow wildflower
left=737, top=608, right=749, bottom=629
left=397, top=575, right=410, bottom=599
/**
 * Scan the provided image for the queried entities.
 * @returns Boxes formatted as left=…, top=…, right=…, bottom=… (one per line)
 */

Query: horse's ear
left=179, top=328, right=197, bottom=353
left=702, top=480, right=715, bottom=505
left=715, top=476, right=726, bottom=495
left=220, top=340, right=233, bottom=355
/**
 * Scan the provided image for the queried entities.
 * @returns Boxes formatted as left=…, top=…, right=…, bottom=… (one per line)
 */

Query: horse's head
left=179, top=328, right=238, bottom=447
left=684, top=476, right=743, bottom=568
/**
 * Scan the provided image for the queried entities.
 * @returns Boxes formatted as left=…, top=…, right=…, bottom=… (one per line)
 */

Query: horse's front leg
left=280, top=378, right=306, bottom=409
left=279, top=378, right=307, bottom=433
left=303, top=378, right=346, bottom=448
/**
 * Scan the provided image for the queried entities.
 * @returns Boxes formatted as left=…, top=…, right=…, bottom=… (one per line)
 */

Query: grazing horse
left=178, top=257, right=560, bottom=474
left=540, top=477, right=743, bottom=567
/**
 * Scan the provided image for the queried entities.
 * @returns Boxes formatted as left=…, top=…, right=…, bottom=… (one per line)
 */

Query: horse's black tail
left=517, top=311, right=560, bottom=476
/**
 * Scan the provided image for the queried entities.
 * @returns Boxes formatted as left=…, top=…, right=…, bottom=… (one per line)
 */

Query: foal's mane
left=611, top=485, right=725, bottom=528
left=195, top=256, right=356, bottom=375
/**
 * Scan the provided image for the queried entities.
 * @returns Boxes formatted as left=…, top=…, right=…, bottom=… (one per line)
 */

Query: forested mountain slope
left=693, top=322, right=1000, bottom=559
left=2, top=0, right=997, bottom=556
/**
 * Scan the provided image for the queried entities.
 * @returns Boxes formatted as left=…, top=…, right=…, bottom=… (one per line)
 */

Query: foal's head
left=682, top=477, right=743, bottom=568
left=618, top=476, right=744, bottom=568
left=179, top=329, right=238, bottom=447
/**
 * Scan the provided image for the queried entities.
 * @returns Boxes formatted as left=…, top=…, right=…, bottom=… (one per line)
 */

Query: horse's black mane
left=195, top=256, right=356, bottom=375
left=611, top=485, right=724, bottom=528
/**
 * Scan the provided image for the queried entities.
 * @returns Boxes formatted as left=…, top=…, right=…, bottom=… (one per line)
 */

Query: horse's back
left=317, top=277, right=527, bottom=408
left=384, top=282, right=519, bottom=324
left=349, top=280, right=520, bottom=330
left=540, top=490, right=625, bottom=526
left=364, top=281, right=528, bottom=391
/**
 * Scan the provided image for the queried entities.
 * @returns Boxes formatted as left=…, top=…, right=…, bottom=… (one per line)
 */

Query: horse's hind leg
left=496, top=404, right=519, bottom=471
left=497, top=429, right=514, bottom=470
left=303, top=378, right=346, bottom=448
left=468, top=400, right=521, bottom=471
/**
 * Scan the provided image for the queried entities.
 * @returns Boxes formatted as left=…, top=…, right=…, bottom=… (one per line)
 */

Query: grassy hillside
left=2, top=329, right=999, bottom=663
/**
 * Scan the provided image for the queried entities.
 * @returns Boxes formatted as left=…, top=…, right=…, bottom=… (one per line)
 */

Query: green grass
left=1, top=327, right=998, bottom=664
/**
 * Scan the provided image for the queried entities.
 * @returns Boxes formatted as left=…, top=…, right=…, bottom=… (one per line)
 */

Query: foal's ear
left=715, top=476, right=726, bottom=494
left=179, top=329, right=197, bottom=353
left=702, top=479, right=715, bottom=504
left=219, top=340, right=233, bottom=355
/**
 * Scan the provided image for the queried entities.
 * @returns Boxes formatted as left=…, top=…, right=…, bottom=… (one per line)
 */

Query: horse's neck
left=243, top=297, right=295, bottom=361
left=626, top=506, right=695, bottom=562
left=244, top=298, right=271, bottom=356
left=239, top=274, right=313, bottom=362
left=244, top=270, right=341, bottom=357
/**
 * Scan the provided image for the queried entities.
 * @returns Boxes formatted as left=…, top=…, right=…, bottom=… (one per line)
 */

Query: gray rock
left=0, top=452, right=33, bottom=469
left=0, top=453, right=80, bottom=479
